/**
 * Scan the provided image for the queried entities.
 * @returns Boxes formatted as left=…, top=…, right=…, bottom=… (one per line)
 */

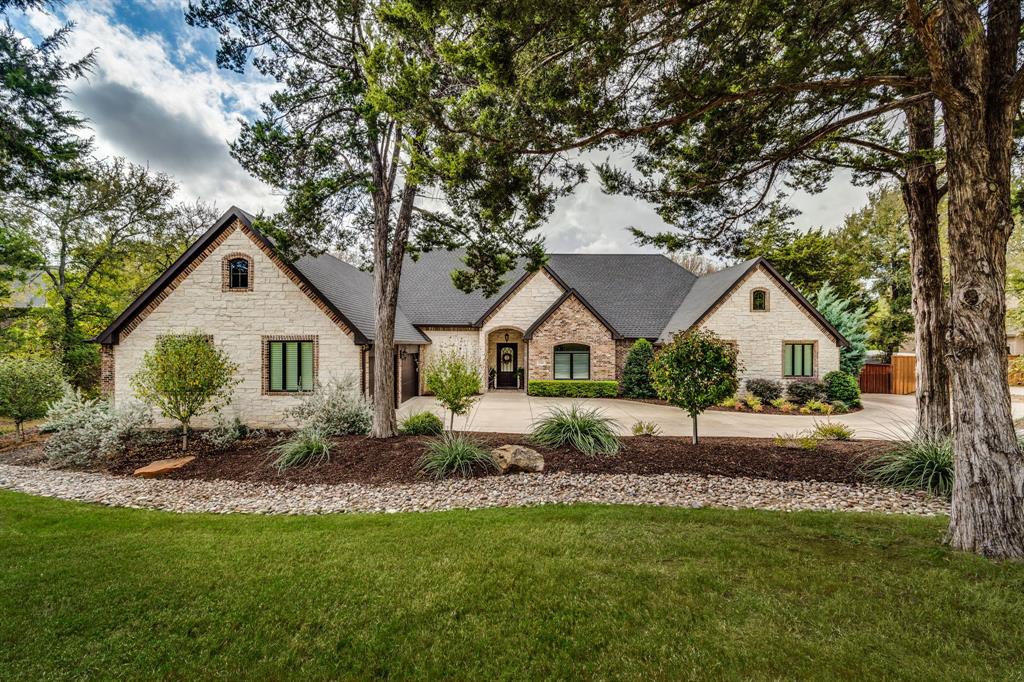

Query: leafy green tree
left=0, top=0, right=93, bottom=198
left=2, top=158, right=179, bottom=388
left=650, top=331, right=739, bottom=445
left=424, top=351, right=481, bottom=431
left=0, top=355, right=63, bottom=439
left=813, top=284, right=869, bottom=377
left=737, top=209, right=865, bottom=305
left=185, top=0, right=579, bottom=437
left=130, top=332, right=240, bottom=451
left=620, top=338, right=656, bottom=399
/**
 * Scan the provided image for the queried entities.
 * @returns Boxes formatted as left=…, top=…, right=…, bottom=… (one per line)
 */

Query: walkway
left=399, top=392, right=1024, bottom=440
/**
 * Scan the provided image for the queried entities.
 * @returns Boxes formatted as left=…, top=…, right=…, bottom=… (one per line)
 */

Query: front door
left=496, top=343, right=518, bottom=388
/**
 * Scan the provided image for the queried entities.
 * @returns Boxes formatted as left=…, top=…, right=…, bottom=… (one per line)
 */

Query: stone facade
left=479, top=269, right=563, bottom=386
left=417, top=328, right=479, bottom=395
left=528, top=294, right=616, bottom=381
left=696, top=264, right=840, bottom=386
left=111, top=223, right=362, bottom=428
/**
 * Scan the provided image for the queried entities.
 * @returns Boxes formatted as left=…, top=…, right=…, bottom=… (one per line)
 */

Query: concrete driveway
left=397, top=392, right=993, bottom=440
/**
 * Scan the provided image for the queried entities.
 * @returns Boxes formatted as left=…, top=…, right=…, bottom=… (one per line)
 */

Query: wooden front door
left=496, top=343, right=518, bottom=388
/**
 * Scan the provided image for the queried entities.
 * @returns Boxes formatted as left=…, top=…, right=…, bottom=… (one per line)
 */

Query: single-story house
left=95, top=207, right=847, bottom=427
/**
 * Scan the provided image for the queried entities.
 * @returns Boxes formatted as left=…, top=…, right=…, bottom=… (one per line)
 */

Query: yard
left=2, top=490, right=1023, bottom=680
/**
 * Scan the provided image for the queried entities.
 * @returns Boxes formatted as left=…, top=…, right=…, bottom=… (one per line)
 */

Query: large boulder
left=133, top=456, right=195, bottom=478
left=491, top=444, right=544, bottom=474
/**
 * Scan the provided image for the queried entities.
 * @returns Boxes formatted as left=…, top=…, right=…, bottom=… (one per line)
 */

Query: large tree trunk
left=902, top=98, right=951, bottom=440
left=370, top=259, right=400, bottom=439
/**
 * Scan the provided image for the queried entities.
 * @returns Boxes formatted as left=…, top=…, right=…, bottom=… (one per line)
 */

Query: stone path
left=0, top=463, right=948, bottom=516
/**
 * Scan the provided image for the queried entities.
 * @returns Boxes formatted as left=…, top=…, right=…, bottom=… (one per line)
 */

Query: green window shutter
left=300, top=342, right=314, bottom=390
left=269, top=342, right=283, bottom=391
left=554, top=352, right=571, bottom=379
left=572, top=352, right=590, bottom=380
left=784, top=345, right=793, bottom=376
left=285, top=341, right=300, bottom=391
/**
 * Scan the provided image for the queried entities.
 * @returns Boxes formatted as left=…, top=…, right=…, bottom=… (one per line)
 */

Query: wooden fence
left=859, top=354, right=916, bottom=395
left=858, top=363, right=892, bottom=394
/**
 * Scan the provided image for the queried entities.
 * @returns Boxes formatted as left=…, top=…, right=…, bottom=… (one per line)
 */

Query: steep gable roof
left=523, top=289, right=622, bottom=340
left=94, top=207, right=426, bottom=345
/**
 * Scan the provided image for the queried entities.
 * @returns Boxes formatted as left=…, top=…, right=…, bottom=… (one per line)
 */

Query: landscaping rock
left=133, top=457, right=195, bottom=478
left=492, top=445, right=544, bottom=473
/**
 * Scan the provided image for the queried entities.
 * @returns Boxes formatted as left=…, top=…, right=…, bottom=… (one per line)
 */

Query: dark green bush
left=400, top=411, right=444, bottom=436
left=621, top=339, right=656, bottom=398
left=745, top=378, right=783, bottom=402
left=527, top=380, right=618, bottom=398
left=786, top=380, right=828, bottom=405
left=823, top=370, right=861, bottom=407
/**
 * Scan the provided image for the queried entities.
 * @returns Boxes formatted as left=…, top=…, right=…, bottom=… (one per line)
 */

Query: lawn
left=2, top=491, right=1023, bottom=680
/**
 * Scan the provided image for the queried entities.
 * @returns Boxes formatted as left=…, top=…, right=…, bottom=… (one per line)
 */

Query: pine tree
left=621, top=339, right=656, bottom=399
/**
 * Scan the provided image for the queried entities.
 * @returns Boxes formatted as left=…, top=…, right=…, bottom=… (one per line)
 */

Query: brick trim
left=221, top=252, right=254, bottom=292
left=262, top=335, right=320, bottom=396
left=118, top=219, right=355, bottom=342
left=100, top=344, right=115, bottom=397
left=750, top=288, right=769, bottom=312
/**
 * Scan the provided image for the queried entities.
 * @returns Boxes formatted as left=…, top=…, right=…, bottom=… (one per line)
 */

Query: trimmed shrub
left=287, top=375, right=371, bottom=436
left=745, top=378, right=783, bottom=403
left=400, top=411, right=444, bottom=436
left=621, top=339, right=657, bottom=398
left=273, top=428, right=331, bottom=470
left=865, top=437, right=953, bottom=498
left=786, top=380, right=828, bottom=405
left=527, top=380, right=618, bottom=398
left=530, top=404, right=621, bottom=456
left=823, top=370, right=861, bottom=407
left=0, top=356, right=64, bottom=439
left=811, top=420, right=854, bottom=441
left=44, top=389, right=153, bottom=467
left=418, top=432, right=496, bottom=479
left=631, top=420, right=662, bottom=436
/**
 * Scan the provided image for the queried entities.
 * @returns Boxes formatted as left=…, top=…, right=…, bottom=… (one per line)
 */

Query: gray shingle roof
left=293, top=254, right=428, bottom=344
left=656, top=259, right=759, bottom=343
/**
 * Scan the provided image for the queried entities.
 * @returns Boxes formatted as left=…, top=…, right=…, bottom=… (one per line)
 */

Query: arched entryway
left=486, top=328, right=525, bottom=389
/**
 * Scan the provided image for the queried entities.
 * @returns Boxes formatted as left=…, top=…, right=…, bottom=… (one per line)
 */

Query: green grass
left=2, top=491, right=1023, bottom=679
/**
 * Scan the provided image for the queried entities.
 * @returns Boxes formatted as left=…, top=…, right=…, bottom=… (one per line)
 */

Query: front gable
left=478, top=268, right=565, bottom=331
left=526, top=291, right=618, bottom=381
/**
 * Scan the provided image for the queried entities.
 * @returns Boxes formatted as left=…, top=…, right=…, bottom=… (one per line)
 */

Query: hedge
left=527, top=380, right=619, bottom=398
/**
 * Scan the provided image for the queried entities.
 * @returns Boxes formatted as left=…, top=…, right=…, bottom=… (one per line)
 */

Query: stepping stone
left=133, top=456, right=195, bottom=478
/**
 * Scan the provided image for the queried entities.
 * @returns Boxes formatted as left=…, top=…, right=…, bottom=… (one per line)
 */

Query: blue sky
left=11, top=1, right=871, bottom=254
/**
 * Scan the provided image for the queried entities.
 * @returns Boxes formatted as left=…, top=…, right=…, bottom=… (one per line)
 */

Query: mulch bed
left=707, top=405, right=864, bottom=416
left=87, top=432, right=889, bottom=486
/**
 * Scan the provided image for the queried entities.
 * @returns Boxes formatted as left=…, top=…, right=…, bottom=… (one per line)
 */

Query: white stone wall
left=418, top=329, right=480, bottom=394
left=113, top=227, right=361, bottom=428
left=479, top=269, right=563, bottom=386
left=697, top=266, right=841, bottom=386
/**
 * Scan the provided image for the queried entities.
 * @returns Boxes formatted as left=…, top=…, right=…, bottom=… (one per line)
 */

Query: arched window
left=554, top=343, right=590, bottom=380
left=751, top=288, right=768, bottom=312
left=228, top=257, right=249, bottom=290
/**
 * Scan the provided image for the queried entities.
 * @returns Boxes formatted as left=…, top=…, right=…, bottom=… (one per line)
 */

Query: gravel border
left=0, top=463, right=948, bottom=516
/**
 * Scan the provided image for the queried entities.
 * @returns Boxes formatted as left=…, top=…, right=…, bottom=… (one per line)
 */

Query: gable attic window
left=751, top=288, right=769, bottom=311
left=222, top=253, right=253, bottom=292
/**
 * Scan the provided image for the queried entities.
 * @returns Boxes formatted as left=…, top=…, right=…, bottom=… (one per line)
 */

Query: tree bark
left=912, top=0, right=1024, bottom=558
left=692, top=414, right=698, bottom=445
left=902, top=98, right=951, bottom=440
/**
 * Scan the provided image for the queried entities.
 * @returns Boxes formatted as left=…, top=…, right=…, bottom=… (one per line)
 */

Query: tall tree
left=0, top=0, right=92, bottom=198
left=399, top=0, right=1024, bottom=555
left=186, top=0, right=578, bottom=437
left=905, top=0, right=1024, bottom=557
left=2, top=158, right=177, bottom=387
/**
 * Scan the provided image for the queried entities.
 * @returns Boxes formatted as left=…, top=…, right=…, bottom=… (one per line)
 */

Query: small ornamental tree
left=130, top=332, right=239, bottom=450
left=621, top=338, right=657, bottom=398
left=650, top=331, right=739, bottom=445
left=424, top=351, right=482, bottom=431
left=0, top=356, right=63, bottom=439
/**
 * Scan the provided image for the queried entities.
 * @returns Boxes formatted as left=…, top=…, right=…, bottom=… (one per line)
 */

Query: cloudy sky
left=14, top=1, right=872, bottom=254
